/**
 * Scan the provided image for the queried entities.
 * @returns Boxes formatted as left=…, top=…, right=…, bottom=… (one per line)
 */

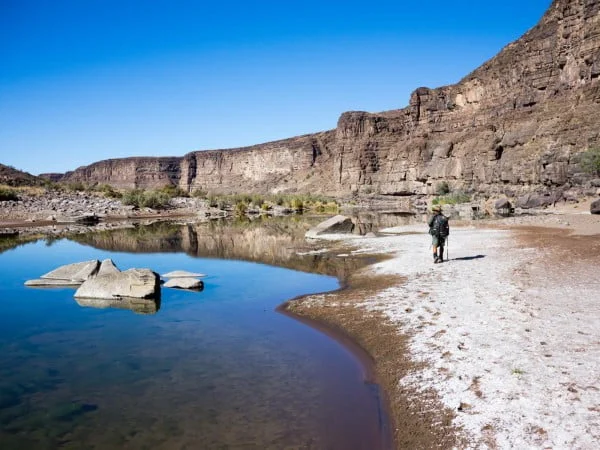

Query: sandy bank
left=289, top=213, right=600, bottom=449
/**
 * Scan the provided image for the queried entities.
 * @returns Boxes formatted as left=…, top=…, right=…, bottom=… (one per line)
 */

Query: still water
left=0, top=229, right=388, bottom=449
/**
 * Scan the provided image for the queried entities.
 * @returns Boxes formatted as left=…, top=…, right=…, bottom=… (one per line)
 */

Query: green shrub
left=66, top=182, right=86, bottom=192
left=122, top=189, right=171, bottom=209
left=432, top=191, right=471, bottom=205
left=159, top=185, right=188, bottom=198
left=192, top=189, right=207, bottom=198
left=580, top=147, right=600, bottom=176
left=98, top=184, right=121, bottom=198
left=234, top=201, right=247, bottom=216
left=436, top=181, right=451, bottom=195
left=0, top=187, right=18, bottom=201
left=290, top=197, right=304, bottom=211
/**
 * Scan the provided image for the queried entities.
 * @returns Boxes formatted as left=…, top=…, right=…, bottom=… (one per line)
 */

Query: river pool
left=0, top=226, right=389, bottom=449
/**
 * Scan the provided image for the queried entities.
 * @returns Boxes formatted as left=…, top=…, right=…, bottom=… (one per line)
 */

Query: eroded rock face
left=74, top=268, right=160, bottom=300
left=59, top=0, right=600, bottom=198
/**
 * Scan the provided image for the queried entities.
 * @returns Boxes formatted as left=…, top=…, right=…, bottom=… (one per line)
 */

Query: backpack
left=431, top=214, right=449, bottom=238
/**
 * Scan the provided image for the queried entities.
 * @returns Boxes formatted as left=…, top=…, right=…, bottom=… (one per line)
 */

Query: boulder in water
left=74, top=268, right=160, bottom=300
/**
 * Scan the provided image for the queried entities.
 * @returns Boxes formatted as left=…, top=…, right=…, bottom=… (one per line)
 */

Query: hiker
left=428, top=205, right=449, bottom=263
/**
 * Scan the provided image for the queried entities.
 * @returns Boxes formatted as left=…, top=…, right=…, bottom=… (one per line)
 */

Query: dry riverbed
left=289, top=209, right=600, bottom=449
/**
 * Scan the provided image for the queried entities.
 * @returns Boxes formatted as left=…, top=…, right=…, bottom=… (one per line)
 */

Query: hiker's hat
left=432, top=205, right=442, bottom=212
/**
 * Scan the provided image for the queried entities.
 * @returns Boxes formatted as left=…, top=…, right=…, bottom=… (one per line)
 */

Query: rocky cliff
left=60, top=0, right=600, bottom=198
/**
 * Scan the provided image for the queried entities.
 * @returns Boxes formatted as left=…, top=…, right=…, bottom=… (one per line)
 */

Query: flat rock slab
left=25, top=278, right=82, bottom=287
left=41, top=260, right=100, bottom=282
left=161, top=270, right=206, bottom=278
left=163, top=278, right=204, bottom=290
left=75, top=268, right=160, bottom=300
left=305, top=215, right=354, bottom=238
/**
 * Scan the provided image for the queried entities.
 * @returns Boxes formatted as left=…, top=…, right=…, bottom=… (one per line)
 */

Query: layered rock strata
left=58, top=0, right=600, bottom=198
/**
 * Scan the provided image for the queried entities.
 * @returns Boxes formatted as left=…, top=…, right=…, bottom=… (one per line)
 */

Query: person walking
left=428, top=205, right=449, bottom=263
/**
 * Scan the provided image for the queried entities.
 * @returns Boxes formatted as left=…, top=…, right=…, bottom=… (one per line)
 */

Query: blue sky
left=1, top=0, right=552, bottom=175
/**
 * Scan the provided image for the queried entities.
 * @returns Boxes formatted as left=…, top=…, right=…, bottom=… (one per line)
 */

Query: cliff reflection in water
left=71, top=217, right=370, bottom=282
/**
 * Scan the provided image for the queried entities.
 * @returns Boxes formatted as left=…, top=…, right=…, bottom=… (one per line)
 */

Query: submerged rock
left=74, top=268, right=160, bottom=300
left=305, top=215, right=354, bottom=238
left=161, top=270, right=206, bottom=278
left=163, top=277, right=204, bottom=290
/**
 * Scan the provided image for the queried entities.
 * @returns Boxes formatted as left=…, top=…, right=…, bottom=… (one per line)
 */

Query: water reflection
left=70, top=216, right=371, bottom=282
left=75, top=296, right=161, bottom=314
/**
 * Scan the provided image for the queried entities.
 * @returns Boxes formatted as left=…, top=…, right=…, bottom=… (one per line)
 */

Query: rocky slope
left=59, top=0, right=600, bottom=199
left=0, top=163, right=43, bottom=187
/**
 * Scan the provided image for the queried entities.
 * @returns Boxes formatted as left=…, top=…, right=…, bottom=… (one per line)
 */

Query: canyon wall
left=61, top=0, right=600, bottom=198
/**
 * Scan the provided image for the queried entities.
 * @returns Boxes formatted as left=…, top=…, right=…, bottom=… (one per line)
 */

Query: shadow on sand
left=451, top=255, right=486, bottom=261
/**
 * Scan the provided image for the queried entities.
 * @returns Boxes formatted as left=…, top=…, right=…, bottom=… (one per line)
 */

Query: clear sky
left=1, top=0, right=552, bottom=175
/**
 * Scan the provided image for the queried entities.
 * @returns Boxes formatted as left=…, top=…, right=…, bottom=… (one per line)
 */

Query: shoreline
left=285, top=210, right=600, bottom=449
left=284, top=268, right=461, bottom=449
left=277, top=302, right=395, bottom=450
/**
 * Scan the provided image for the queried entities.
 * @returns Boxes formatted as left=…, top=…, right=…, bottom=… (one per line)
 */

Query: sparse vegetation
left=192, top=189, right=207, bottom=198
left=122, top=188, right=172, bottom=209
left=65, top=182, right=87, bottom=192
left=432, top=191, right=471, bottom=205
left=0, top=186, right=18, bottom=201
left=203, top=193, right=339, bottom=214
left=158, top=184, right=188, bottom=198
left=98, top=184, right=122, bottom=199
left=511, top=368, right=525, bottom=376
left=436, top=181, right=451, bottom=195
left=579, top=147, right=600, bottom=176
left=234, top=201, right=247, bottom=216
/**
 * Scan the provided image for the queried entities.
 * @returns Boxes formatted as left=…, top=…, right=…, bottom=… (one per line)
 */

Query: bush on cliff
left=580, top=147, right=600, bottom=176
left=436, top=181, right=451, bottom=195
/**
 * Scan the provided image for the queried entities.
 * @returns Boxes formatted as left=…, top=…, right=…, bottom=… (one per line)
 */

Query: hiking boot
left=434, top=257, right=440, bottom=264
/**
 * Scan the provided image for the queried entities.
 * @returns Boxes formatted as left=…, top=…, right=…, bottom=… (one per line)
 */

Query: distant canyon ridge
left=47, top=0, right=600, bottom=198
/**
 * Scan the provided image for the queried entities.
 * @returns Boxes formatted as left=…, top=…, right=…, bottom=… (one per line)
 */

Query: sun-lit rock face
left=60, top=0, right=600, bottom=198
